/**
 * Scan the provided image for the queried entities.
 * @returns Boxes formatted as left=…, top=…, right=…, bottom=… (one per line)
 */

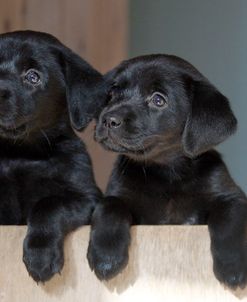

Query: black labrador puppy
left=87, top=54, right=247, bottom=288
left=0, top=30, right=104, bottom=282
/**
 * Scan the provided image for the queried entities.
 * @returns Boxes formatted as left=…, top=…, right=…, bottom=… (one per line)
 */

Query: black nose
left=0, top=88, right=11, bottom=100
left=103, top=116, right=122, bottom=129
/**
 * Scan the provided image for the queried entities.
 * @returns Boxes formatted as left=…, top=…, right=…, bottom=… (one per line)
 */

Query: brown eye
left=109, top=83, right=120, bottom=97
left=150, top=92, right=168, bottom=107
left=24, top=69, right=41, bottom=85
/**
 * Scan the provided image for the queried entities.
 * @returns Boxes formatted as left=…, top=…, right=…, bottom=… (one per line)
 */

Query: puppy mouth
left=95, top=131, right=154, bottom=155
left=0, top=122, right=28, bottom=138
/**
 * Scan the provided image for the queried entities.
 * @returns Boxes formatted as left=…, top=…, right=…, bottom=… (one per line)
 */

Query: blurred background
left=0, top=0, right=246, bottom=193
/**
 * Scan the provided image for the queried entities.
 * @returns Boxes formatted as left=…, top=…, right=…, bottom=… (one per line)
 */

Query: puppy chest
left=124, top=187, right=205, bottom=225
left=0, top=159, right=63, bottom=199
left=159, top=197, right=200, bottom=224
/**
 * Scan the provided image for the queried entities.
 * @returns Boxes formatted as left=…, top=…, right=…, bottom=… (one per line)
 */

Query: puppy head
left=95, top=55, right=237, bottom=160
left=0, top=30, right=104, bottom=140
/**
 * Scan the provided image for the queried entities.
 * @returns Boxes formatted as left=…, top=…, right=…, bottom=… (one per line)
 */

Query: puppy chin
left=95, top=131, right=153, bottom=157
left=95, top=134, right=127, bottom=153
left=0, top=124, right=28, bottom=140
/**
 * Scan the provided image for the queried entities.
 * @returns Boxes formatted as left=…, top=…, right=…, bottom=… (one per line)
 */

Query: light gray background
left=129, top=0, right=247, bottom=193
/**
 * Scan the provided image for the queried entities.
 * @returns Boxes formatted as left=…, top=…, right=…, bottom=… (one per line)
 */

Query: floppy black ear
left=182, top=81, right=237, bottom=157
left=60, top=47, right=106, bottom=130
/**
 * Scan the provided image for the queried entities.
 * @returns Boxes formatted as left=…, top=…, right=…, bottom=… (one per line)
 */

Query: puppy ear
left=182, top=80, right=237, bottom=157
left=59, top=47, right=105, bottom=130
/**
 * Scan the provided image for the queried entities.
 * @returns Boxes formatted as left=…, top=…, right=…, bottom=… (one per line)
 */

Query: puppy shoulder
left=54, top=136, right=91, bottom=165
left=196, top=150, right=246, bottom=199
left=106, top=155, right=131, bottom=194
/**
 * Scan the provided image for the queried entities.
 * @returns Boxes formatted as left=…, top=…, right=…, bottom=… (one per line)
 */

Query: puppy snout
left=0, top=85, right=12, bottom=117
left=0, top=88, right=11, bottom=100
left=103, top=115, right=122, bottom=129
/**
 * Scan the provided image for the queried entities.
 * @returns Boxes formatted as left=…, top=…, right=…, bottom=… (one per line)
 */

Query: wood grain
left=0, top=226, right=246, bottom=301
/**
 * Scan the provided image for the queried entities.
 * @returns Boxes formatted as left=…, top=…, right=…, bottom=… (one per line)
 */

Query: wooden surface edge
left=0, top=225, right=246, bottom=302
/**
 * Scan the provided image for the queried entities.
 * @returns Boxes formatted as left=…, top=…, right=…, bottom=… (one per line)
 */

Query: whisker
left=40, top=129, right=52, bottom=150
left=119, top=156, right=130, bottom=177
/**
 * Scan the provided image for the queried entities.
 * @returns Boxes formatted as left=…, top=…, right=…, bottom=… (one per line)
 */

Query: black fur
left=0, top=30, right=104, bottom=282
left=87, top=54, right=247, bottom=288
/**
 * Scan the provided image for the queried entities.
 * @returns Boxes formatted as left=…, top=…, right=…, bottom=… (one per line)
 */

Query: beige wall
left=0, top=0, right=129, bottom=190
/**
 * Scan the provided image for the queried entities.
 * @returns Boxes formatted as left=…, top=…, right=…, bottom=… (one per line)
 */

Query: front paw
left=213, top=254, right=247, bottom=289
left=23, top=233, right=64, bottom=283
left=87, top=229, right=130, bottom=280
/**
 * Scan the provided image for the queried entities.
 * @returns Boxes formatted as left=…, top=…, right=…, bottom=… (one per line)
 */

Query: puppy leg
left=23, top=191, right=97, bottom=282
left=87, top=196, right=132, bottom=280
left=208, top=198, right=247, bottom=288
left=0, top=184, right=21, bottom=224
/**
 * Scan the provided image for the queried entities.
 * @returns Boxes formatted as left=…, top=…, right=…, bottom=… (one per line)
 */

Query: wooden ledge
left=0, top=226, right=246, bottom=301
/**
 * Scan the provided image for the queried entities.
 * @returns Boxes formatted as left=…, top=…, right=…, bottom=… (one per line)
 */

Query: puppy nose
left=103, top=116, right=122, bottom=129
left=0, top=88, right=11, bottom=100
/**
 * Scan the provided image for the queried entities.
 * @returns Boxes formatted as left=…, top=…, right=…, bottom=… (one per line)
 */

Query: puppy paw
left=213, top=255, right=247, bottom=289
left=23, top=233, right=64, bottom=283
left=87, top=241, right=129, bottom=280
left=87, top=230, right=130, bottom=280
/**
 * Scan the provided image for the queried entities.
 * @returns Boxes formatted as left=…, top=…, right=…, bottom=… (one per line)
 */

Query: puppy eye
left=109, top=83, right=120, bottom=97
left=24, top=69, right=41, bottom=85
left=150, top=92, right=168, bottom=108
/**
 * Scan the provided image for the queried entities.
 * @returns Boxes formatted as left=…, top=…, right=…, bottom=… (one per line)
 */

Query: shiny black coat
left=88, top=55, right=247, bottom=289
left=0, top=31, right=104, bottom=282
